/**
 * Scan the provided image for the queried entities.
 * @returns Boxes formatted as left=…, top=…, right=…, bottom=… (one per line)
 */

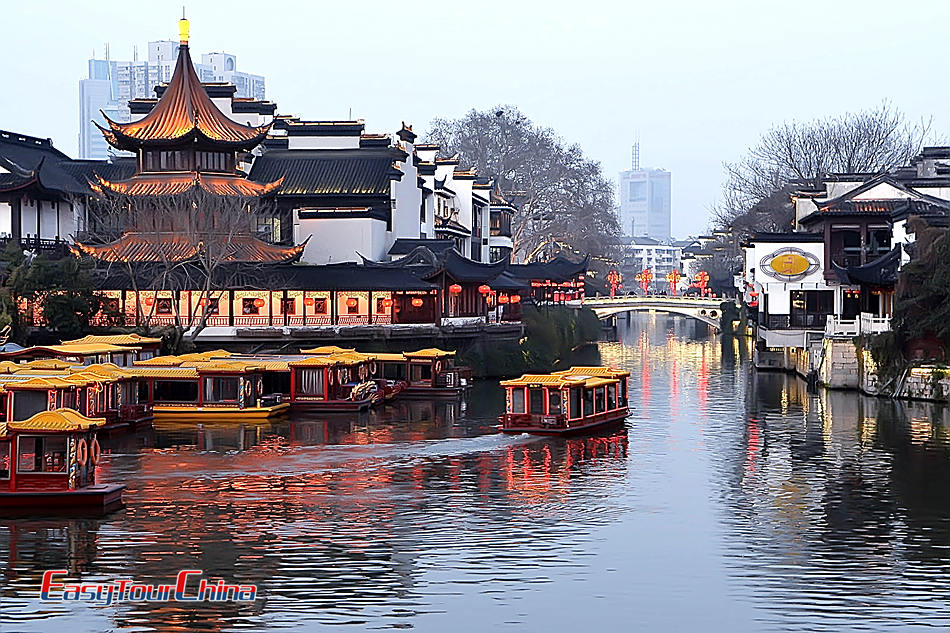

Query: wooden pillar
left=331, top=291, right=337, bottom=326
left=229, top=290, right=235, bottom=327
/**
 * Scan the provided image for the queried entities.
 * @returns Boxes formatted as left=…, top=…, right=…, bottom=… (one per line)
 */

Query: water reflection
left=3, top=314, right=950, bottom=631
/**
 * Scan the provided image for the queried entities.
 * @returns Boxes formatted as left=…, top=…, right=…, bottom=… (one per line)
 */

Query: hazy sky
left=2, top=0, right=946, bottom=238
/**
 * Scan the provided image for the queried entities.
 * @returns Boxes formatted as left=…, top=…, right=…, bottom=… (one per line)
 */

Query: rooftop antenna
left=133, top=44, right=138, bottom=62
left=105, top=43, right=110, bottom=61
left=348, top=107, right=352, bottom=120
left=632, top=140, right=640, bottom=171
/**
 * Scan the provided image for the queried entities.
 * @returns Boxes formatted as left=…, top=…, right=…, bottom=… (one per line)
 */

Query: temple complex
left=0, top=18, right=590, bottom=344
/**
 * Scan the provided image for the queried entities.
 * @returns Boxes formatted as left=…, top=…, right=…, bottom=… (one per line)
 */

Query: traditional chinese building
left=7, top=18, right=592, bottom=344
left=741, top=147, right=950, bottom=372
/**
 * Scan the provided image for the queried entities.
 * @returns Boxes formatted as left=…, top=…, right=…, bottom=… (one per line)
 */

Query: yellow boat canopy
left=2, top=408, right=105, bottom=435
left=300, top=345, right=356, bottom=355
left=554, top=366, right=631, bottom=379
left=403, top=348, right=455, bottom=360
left=62, top=333, right=162, bottom=346
left=45, top=343, right=140, bottom=355
left=500, top=372, right=619, bottom=390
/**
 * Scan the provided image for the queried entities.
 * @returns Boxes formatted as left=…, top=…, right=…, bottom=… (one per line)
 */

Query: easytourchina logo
left=41, top=569, right=257, bottom=605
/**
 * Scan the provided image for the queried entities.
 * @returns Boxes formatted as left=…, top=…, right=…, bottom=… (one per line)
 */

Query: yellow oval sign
left=770, top=253, right=810, bottom=276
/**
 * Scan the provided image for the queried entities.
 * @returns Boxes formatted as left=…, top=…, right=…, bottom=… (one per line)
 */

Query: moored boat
left=287, top=353, right=380, bottom=411
left=0, top=409, right=125, bottom=513
left=127, top=357, right=289, bottom=421
left=498, top=367, right=631, bottom=436
left=400, top=349, right=471, bottom=397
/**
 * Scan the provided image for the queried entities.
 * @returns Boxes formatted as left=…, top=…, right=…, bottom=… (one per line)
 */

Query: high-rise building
left=78, top=42, right=266, bottom=159
left=617, top=143, right=671, bottom=242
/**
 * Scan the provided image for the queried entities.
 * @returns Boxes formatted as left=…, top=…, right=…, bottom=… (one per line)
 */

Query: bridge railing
left=583, top=294, right=728, bottom=304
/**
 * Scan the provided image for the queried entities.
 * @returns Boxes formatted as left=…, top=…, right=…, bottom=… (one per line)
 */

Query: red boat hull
left=0, top=484, right=125, bottom=515
left=290, top=398, right=372, bottom=412
left=500, top=411, right=628, bottom=436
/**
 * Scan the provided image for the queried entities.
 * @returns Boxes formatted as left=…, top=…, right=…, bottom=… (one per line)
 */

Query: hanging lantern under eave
left=478, top=284, right=491, bottom=295
left=254, top=298, right=266, bottom=308
left=143, top=296, right=154, bottom=306
left=449, top=284, right=463, bottom=295
left=346, top=297, right=359, bottom=309
left=304, top=297, right=315, bottom=306
left=511, top=294, right=522, bottom=304
left=411, top=297, right=424, bottom=307
left=498, top=294, right=510, bottom=304
left=382, top=298, right=394, bottom=308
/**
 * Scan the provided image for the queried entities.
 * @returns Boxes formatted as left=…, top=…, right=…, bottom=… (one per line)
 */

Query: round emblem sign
left=759, top=248, right=820, bottom=282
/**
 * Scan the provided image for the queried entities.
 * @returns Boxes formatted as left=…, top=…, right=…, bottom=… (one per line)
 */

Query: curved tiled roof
left=98, top=44, right=271, bottom=150
left=72, top=232, right=307, bottom=264
left=248, top=149, right=402, bottom=196
left=91, top=172, right=283, bottom=197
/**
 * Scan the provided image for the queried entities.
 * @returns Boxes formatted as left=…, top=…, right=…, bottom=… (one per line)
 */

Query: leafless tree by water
left=426, top=105, right=619, bottom=263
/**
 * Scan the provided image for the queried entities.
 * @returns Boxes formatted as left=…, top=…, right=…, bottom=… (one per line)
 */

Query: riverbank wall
left=754, top=335, right=950, bottom=403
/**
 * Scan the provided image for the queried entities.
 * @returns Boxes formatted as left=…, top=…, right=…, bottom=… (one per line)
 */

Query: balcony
left=825, top=313, right=891, bottom=337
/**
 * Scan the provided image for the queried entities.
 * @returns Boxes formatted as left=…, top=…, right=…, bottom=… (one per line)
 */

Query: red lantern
left=346, top=297, right=358, bottom=309
left=304, top=297, right=315, bottom=306
left=449, top=284, right=462, bottom=295
left=382, top=298, right=394, bottom=308
left=198, top=297, right=208, bottom=306
left=254, top=298, right=266, bottom=308
left=478, top=284, right=491, bottom=295
left=144, top=296, right=154, bottom=306
left=411, top=297, right=424, bottom=307
left=498, top=294, right=510, bottom=304
left=511, top=294, right=522, bottom=304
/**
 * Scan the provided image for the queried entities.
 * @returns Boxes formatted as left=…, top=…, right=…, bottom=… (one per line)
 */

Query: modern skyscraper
left=617, top=143, right=671, bottom=242
left=78, top=42, right=265, bottom=159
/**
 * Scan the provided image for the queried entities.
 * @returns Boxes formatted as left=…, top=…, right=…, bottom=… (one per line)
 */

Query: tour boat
left=384, top=349, right=471, bottom=398
left=287, top=353, right=381, bottom=411
left=498, top=367, right=631, bottom=436
left=0, top=363, right=153, bottom=433
left=127, top=358, right=289, bottom=421
left=0, top=408, right=125, bottom=513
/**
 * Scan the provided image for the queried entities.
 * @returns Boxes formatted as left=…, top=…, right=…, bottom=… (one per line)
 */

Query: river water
left=3, top=313, right=950, bottom=632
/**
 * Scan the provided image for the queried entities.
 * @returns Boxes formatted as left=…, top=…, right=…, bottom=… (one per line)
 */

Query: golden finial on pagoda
left=179, top=7, right=190, bottom=45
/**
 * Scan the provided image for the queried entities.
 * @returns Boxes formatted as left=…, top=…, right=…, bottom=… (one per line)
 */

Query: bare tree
left=427, top=106, right=620, bottom=262
left=716, top=101, right=933, bottom=234
left=80, top=188, right=276, bottom=349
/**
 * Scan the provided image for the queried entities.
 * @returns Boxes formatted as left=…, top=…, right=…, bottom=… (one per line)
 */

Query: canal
left=3, top=313, right=950, bottom=631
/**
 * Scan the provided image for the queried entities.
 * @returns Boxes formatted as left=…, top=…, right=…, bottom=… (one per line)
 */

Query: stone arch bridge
left=575, top=295, right=732, bottom=330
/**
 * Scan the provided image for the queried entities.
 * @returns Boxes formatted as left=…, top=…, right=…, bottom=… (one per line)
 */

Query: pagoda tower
left=74, top=17, right=304, bottom=264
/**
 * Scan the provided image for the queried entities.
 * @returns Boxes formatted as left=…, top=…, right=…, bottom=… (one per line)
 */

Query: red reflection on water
left=745, top=418, right=761, bottom=477
left=698, top=350, right=709, bottom=413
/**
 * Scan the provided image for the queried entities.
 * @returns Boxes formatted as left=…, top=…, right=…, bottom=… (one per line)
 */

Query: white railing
left=825, top=312, right=891, bottom=337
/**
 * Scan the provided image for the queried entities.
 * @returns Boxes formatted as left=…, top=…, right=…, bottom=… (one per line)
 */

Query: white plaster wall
left=288, top=136, right=361, bottom=151
left=892, top=219, right=911, bottom=265
left=852, top=182, right=911, bottom=200
left=391, top=139, right=422, bottom=241
left=295, top=215, right=388, bottom=264
left=824, top=181, right=862, bottom=199
left=39, top=201, right=59, bottom=239
left=21, top=199, right=37, bottom=237
left=914, top=185, right=950, bottom=200
left=421, top=191, right=434, bottom=238
left=58, top=202, right=75, bottom=239
left=0, top=202, right=11, bottom=237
